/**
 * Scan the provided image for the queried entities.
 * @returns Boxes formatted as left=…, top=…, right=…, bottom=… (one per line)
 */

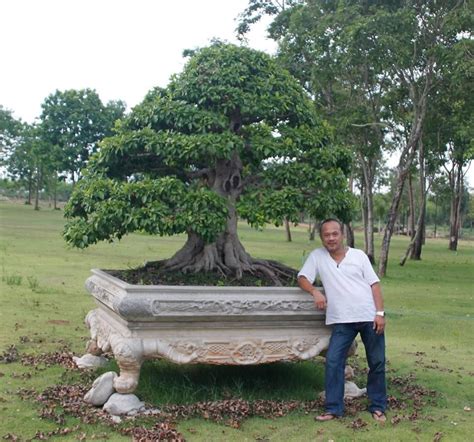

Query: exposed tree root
left=153, top=232, right=297, bottom=286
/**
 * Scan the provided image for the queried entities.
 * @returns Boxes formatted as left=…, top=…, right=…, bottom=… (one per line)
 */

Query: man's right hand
left=312, top=290, right=327, bottom=310
left=298, top=276, right=327, bottom=311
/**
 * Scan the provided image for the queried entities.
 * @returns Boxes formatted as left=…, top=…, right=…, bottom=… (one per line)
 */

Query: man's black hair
left=319, top=218, right=344, bottom=237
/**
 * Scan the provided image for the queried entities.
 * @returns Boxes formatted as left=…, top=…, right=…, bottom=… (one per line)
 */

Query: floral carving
left=151, top=299, right=315, bottom=316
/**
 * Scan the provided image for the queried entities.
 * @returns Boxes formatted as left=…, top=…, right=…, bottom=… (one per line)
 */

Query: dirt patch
left=47, top=320, right=70, bottom=325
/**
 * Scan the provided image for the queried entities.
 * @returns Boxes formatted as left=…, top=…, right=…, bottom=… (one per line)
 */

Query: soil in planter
left=107, top=261, right=298, bottom=287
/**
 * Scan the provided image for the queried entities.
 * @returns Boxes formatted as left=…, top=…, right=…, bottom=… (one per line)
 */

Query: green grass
left=1, top=200, right=473, bottom=441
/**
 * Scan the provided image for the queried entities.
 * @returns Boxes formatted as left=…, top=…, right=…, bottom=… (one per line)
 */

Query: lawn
left=0, top=200, right=473, bottom=441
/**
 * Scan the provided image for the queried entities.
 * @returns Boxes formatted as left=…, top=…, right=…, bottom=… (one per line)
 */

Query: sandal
left=372, top=410, right=386, bottom=423
left=315, top=413, right=339, bottom=421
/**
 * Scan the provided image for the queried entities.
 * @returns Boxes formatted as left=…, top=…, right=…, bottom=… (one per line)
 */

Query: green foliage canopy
left=64, top=43, right=354, bottom=251
left=40, top=89, right=126, bottom=183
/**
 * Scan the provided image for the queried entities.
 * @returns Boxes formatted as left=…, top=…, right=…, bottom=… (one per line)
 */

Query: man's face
left=320, top=221, right=344, bottom=253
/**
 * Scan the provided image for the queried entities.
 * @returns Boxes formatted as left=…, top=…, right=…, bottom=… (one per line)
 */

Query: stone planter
left=83, top=269, right=334, bottom=394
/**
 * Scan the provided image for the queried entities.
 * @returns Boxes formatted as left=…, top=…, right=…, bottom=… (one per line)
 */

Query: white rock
left=142, top=408, right=161, bottom=416
left=343, top=381, right=367, bottom=398
left=110, top=415, right=122, bottom=424
left=103, top=393, right=145, bottom=416
left=84, top=371, right=117, bottom=406
left=320, top=381, right=367, bottom=400
left=73, top=353, right=108, bottom=369
left=344, top=365, right=355, bottom=380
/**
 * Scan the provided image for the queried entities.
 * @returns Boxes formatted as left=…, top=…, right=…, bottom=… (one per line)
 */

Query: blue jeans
left=324, top=322, right=386, bottom=416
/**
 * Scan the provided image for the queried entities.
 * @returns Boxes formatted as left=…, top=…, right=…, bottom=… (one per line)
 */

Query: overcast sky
left=0, top=0, right=276, bottom=123
left=1, top=0, right=471, bottom=186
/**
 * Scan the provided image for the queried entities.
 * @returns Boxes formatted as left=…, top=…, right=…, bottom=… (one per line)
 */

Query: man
left=298, top=218, right=387, bottom=422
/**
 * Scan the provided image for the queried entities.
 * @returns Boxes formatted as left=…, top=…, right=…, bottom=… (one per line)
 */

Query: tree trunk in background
left=411, top=140, right=426, bottom=260
left=411, top=202, right=426, bottom=260
left=361, top=187, right=368, bottom=247
left=400, top=200, right=426, bottom=266
left=407, top=173, right=415, bottom=239
left=53, top=173, right=58, bottom=210
left=379, top=66, right=432, bottom=277
left=309, top=220, right=317, bottom=241
left=345, top=175, right=355, bottom=248
left=448, top=163, right=463, bottom=251
left=360, top=157, right=375, bottom=264
left=379, top=139, right=422, bottom=275
left=345, top=223, right=355, bottom=248
left=285, top=218, right=292, bottom=242
left=365, top=187, right=375, bottom=263
left=379, top=170, right=407, bottom=274
left=26, top=174, right=33, bottom=205
left=34, top=168, right=41, bottom=211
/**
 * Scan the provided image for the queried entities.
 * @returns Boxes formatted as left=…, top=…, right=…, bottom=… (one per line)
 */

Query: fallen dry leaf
left=0, top=345, right=19, bottom=363
left=347, top=418, right=368, bottom=430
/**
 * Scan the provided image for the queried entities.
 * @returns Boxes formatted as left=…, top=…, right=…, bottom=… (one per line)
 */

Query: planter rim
left=91, top=268, right=309, bottom=295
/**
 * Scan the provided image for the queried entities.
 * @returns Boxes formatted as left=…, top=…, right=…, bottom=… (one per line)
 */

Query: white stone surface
left=343, top=381, right=367, bottom=398
left=84, top=371, right=117, bottom=406
left=84, top=269, right=337, bottom=394
left=320, top=381, right=367, bottom=400
left=103, top=393, right=145, bottom=416
left=110, top=415, right=122, bottom=424
left=344, top=365, right=355, bottom=380
left=73, top=353, right=108, bottom=369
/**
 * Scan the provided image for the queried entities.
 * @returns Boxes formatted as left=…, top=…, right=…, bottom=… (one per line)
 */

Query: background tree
left=260, top=0, right=391, bottom=263
left=435, top=38, right=473, bottom=251
left=240, top=0, right=472, bottom=275
left=0, top=106, right=23, bottom=156
left=64, top=43, right=354, bottom=284
left=0, top=108, right=35, bottom=204
left=40, top=89, right=126, bottom=185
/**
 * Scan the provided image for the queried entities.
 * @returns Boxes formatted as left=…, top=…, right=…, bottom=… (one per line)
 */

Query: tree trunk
left=410, top=201, right=426, bottom=260
left=400, top=201, right=426, bottom=266
left=53, top=172, right=58, bottom=210
left=379, top=139, right=422, bottom=276
left=407, top=173, right=416, bottom=239
left=411, top=140, right=426, bottom=260
left=379, top=171, right=407, bottom=275
left=361, top=183, right=368, bottom=246
left=345, top=222, right=355, bottom=248
left=360, top=157, right=375, bottom=263
left=345, top=175, right=355, bottom=248
left=34, top=168, right=41, bottom=211
left=148, top=149, right=297, bottom=285
left=378, top=64, right=432, bottom=277
left=26, top=174, right=33, bottom=205
left=309, top=220, right=317, bottom=241
left=365, top=187, right=375, bottom=263
left=284, top=218, right=292, bottom=242
left=448, top=163, right=463, bottom=251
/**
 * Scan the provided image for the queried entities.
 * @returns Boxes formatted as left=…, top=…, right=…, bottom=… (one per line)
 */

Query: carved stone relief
left=82, top=270, right=336, bottom=394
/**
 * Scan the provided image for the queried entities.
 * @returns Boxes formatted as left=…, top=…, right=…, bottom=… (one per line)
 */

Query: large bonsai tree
left=64, top=43, right=354, bottom=284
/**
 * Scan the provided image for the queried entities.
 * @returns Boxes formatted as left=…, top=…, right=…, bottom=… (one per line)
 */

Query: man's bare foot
left=372, top=410, right=386, bottom=423
left=315, top=413, right=339, bottom=421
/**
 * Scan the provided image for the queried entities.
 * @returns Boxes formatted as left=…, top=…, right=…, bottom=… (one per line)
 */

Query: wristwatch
left=375, top=311, right=385, bottom=317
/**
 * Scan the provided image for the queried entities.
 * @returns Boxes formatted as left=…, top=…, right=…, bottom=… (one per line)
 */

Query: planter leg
left=114, top=356, right=143, bottom=394
left=85, top=309, right=108, bottom=355
left=112, top=339, right=144, bottom=394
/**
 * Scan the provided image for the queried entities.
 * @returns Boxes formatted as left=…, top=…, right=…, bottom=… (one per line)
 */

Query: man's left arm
left=371, top=282, right=385, bottom=334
